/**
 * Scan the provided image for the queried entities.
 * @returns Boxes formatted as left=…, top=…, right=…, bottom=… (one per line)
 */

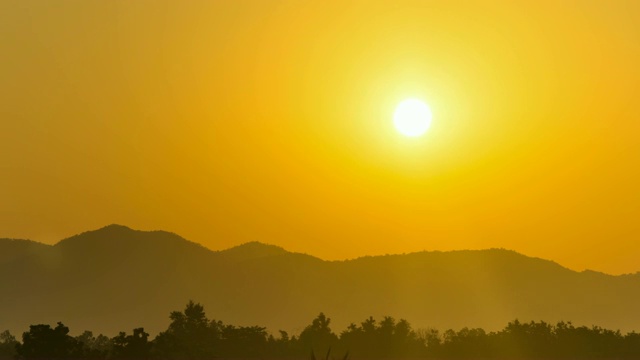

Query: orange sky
left=1, top=0, right=639, bottom=274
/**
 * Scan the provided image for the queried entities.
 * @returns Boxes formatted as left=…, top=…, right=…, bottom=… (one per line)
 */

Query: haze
left=1, top=1, right=639, bottom=274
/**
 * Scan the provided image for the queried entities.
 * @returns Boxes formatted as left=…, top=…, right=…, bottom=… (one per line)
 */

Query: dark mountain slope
left=1, top=226, right=639, bottom=338
left=0, top=238, right=51, bottom=265
left=218, top=241, right=289, bottom=262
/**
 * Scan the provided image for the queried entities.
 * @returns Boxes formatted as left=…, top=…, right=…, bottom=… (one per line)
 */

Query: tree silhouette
left=75, top=331, right=111, bottom=359
left=16, top=322, right=81, bottom=359
left=112, top=328, right=151, bottom=359
left=339, top=315, right=424, bottom=357
left=219, top=324, right=268, bottom=357
left=153, top=300, right=218, bottom=358
left=298, top=313, right=338, bottom=355
left=9, top=304, right=640, bottom=359
left=0, top=330, right=18, bottom=359
left=268, top=330, right=294, bottom=357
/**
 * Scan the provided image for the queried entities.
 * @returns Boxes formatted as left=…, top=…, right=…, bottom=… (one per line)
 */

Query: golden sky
left=1, top=0, right=639, bottom=274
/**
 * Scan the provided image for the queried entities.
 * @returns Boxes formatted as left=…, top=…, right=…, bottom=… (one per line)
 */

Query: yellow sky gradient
left=1, top=0, right=639, bottom=274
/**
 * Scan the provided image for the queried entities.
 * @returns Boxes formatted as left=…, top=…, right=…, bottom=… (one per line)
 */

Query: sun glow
left=393, top=99, right=432, bottom=137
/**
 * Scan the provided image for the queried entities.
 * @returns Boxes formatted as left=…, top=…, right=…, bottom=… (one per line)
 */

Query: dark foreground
left=2, top=301, right=640, bottom=359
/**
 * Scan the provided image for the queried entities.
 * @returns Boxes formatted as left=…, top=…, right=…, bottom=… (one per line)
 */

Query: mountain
left=1, top=225, right=639, bottom=337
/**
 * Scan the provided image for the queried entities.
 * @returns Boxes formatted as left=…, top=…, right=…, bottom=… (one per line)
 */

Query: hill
left=1, top=225, right=639, bottom=336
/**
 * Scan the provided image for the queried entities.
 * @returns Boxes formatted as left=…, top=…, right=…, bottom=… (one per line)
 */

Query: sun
left=393, top=99, right=432, bottom=137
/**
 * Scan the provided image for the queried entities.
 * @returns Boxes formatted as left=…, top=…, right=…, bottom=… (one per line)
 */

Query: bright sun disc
left=393, top=99, right=432, bottom=137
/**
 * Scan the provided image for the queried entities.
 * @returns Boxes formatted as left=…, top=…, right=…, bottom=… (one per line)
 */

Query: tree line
left=2, top=301, right=640, bottom=359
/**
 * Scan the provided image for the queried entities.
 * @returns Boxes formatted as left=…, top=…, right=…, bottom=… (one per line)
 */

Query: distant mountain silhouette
left=218, top=241, right=288, bottom=262
left=1, top=225, right=639, bottom=336
left=0, top=238, right=50, bottom=265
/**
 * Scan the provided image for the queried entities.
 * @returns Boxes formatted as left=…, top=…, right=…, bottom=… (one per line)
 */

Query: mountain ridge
left=2, top=225, right=639, bottom=337
left=0, top=224, right=615, bottom=274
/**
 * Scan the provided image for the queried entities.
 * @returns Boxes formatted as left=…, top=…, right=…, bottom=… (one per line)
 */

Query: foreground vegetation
left=2, top=301, right=640, bottom=359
